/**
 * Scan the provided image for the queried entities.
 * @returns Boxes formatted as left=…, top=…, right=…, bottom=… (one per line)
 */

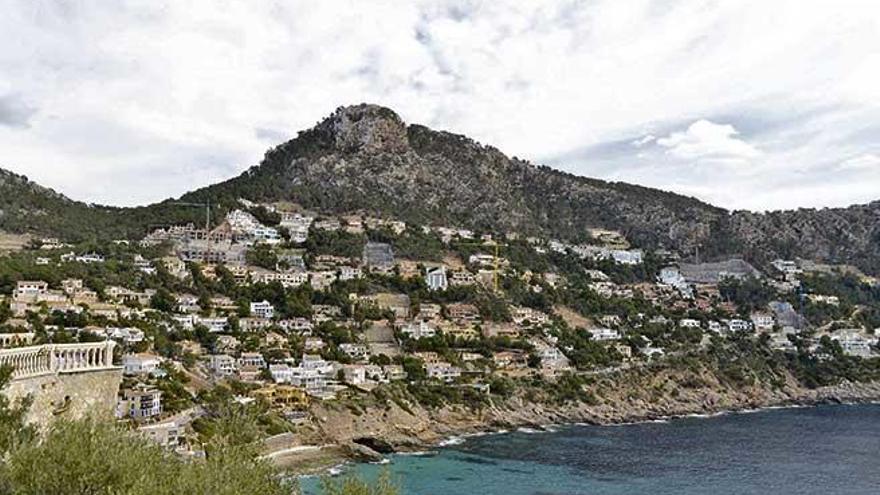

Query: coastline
left=278, top=378, right=880, bottom=475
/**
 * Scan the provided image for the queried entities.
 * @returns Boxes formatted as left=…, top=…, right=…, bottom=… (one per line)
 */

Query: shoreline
left=404, top=394, right=880, bottom=454
left=283, top=380, right=880, bottom=476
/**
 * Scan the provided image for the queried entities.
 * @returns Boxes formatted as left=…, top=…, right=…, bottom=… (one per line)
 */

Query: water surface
left=302, top=404, right=880, bottom=494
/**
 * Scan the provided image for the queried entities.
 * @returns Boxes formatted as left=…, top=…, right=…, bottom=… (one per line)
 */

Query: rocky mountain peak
left=319, top=103, right=409, bottom=154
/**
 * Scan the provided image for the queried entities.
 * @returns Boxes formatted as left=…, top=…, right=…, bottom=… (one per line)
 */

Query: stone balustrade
left=0, top=332, right=36, bottom=348
left=0, top=341, right=117, bottom=380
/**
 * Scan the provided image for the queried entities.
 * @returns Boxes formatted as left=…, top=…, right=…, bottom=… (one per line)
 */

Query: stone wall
left=3, top=368, right=123, bottom=427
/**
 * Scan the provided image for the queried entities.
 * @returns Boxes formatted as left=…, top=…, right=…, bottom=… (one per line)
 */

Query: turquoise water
left=302, top=404, right=880, bottom=494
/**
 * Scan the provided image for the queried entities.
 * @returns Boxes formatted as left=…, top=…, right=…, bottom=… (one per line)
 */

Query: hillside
left=1, top=104, right=879, bottom=273
left=0, top=169, right=219, bottom=241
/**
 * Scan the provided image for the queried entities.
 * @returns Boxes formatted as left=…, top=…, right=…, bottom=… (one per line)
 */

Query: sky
left=0, top=0, right=878, bottom=211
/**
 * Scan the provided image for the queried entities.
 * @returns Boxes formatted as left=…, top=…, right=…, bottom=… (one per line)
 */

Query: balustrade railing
left=0, top=341, right=117, bottom=380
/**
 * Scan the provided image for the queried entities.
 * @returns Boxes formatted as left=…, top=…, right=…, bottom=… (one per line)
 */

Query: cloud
left=838, top=153, right=880, bottom=171
left=631, top=134, right=655, bottom=147
left=0, top=0, right=876, bottom=210
left=0, top=94, right=36, bottom=128
left=656, top=120, right=760, bottom=161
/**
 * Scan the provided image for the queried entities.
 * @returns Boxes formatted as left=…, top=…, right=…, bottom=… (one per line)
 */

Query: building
left=611, top=249, right=643, bottom=265
left=426, top=363, right=462, bottom=382
left=425, top=266, right=448, bottom=291
left=250, top=300, right=275, bottom=319
left=13, top=281, right=48, bottom=300
left=210, top=354, right=237, bottom=377
left=450, top=270, right=476, bottom=286
left=750, top=312, right=775, bottom=332
left=339, top=343, right=370, bottom=360
left=400, top=320, right=437, bottom=340
left=122, top=353, right=162, bottom=376
left=447, top=303, right=480, bottom=323
left=679, top=319, right=701, bottom=329
left=137, top=419, right=184, bottom=449
left=117, top=385, right=162, bottom=421
left=511, top=306, right=550, bottom=326
left=238, top=352, right=266, bottom=369
left=725, top=319, right=752, bottom=332
left=251, top=384, right=310, bottom=411
left=589, top=328, right=621, bottom=341
left=363, top=242, right=395, bottom=271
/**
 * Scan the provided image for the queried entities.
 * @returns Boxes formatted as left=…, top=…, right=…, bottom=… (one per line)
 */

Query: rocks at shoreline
left=303, top=380, right=880, bottom=459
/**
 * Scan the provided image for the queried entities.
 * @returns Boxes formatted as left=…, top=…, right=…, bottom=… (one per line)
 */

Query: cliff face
left=2, top=103, right=879, bottom=273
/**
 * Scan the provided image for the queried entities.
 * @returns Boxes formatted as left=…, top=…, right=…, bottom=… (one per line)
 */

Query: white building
left=589, top=328, right=621, bottom=341
left=611, top=249, right=643, bottom=265
left=426, top=363, right=461, bottom=382
left=339, top=266, right=363, bottom=281
left=210, top=354, right=237, bottom=377
left=339, top=343, right=370, bottom=360
left=13, top=281, right=48, bottom=299
left=250, top=300, right=275, bottom=319
left=122, top=354, right=162, bottom=376
left=679, top=319, right=701, bottom=329
left=117, top=386, right=162, bottom=420
left=750, top=312, right=775, bottom=332
left=238, top=352, right=266, bottom=369
left=725, top=319, right=752, bottom=333
left=425, top=266, right=448, bottom=291
left=400, top=320, right=437, bottom=340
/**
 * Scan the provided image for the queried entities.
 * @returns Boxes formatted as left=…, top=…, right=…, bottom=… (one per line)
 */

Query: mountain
left=2, top=104, right=879, bottom=274
left=0, top=169, right=214, bottom=241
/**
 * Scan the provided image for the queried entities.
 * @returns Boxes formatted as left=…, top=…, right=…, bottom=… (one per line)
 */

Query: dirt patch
left=0, top=232, right=31, bottom=252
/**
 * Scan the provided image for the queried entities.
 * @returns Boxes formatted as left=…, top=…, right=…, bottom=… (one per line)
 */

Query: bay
left=302, top=404, right=880, bottom=494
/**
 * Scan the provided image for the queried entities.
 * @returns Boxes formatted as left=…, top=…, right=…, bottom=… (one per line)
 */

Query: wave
left=516, top=427, right=542, bottom=434
left=439, top=436, right=466, bottom=446
left=397, top=450, right=437, bottom=457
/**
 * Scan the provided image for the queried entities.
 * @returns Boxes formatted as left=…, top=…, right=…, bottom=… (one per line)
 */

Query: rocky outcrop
left=307, top=375, right=880, bottom=455
left=186, top=104, right=880, bottom=274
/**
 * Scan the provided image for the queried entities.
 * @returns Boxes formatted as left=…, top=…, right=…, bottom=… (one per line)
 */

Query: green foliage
left=320, top=468, right=399, bottom=495
left=369, top=227, right=445, bottom=262
left=0, top=419, right=293, bottom=495
left=718, top=276, right=775, bottom=314
left=247, top=244, right=279, bottom=270
left=305, top=228, right=366, bottom=259
left=0, top=366, right=35, bottom=455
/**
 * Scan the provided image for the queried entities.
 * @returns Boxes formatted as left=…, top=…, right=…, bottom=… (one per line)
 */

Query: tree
left=150, top=287, right=177, bottom=312
left=321, top=469, right=399, bottom=495
left=247, top=244, right=278, bottom=270
left=1, top=419, right=294, bottom=495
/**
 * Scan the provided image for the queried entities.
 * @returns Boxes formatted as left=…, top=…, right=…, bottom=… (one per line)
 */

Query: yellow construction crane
left=456, top=238, right=506, bottom=293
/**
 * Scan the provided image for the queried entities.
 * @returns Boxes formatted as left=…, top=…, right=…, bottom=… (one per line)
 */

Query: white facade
left=250, top=300, right=275, bottom=319
left=425, top=267, right=448, bottom=291
left=589, top=328, right=621, bottom=341
left=400, top=321, right=437, bottom=339
left=122, top=354, right=162, bottom=376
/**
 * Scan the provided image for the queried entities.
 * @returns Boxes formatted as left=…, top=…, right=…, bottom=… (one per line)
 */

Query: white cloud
left=0, top=0, right=877, bottom=210
left=656, top=120, right=760, bottom=161
left=839, top=153, right=880, bottom=171
left=631, top=134, right=656, bottom=147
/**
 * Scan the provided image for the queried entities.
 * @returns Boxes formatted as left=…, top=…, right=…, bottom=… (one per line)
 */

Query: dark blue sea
left=302, top=404, right=880, bottom=494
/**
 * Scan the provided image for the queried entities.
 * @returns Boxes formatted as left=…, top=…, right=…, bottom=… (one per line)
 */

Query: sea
left=301, top=404, right=880, bottom=495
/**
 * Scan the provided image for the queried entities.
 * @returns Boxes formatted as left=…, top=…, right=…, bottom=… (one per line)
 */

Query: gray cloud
left=0, top=94, right=36, bottom=128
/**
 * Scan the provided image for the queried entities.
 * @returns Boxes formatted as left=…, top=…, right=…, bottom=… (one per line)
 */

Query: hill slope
left=1, top=104, right=878, bottom=273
